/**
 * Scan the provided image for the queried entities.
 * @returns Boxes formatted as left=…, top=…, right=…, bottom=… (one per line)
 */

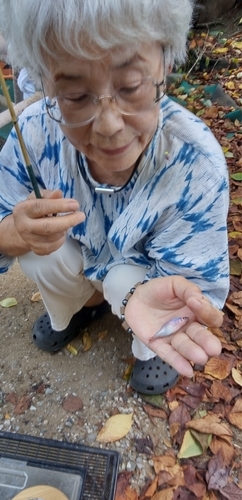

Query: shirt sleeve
left=0, top=128, right=36, bottom=273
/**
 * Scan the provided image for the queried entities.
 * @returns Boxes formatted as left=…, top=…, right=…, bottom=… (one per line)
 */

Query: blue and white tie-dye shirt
left=0, top=96, right=229, bottom=308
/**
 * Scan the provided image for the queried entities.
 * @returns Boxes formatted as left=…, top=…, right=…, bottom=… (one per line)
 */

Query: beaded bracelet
left=120, top=281, right=145, bottom=333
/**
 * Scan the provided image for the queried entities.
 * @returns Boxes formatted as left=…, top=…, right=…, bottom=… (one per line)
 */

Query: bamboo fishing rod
left=0, top=67, right=41, bottom=198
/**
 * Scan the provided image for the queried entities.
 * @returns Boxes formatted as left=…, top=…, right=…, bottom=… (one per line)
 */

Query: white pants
left=18, top=238, right=155, bottom=360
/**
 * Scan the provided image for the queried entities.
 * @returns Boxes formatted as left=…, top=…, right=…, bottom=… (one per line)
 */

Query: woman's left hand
left=124, top=276, right=223, bottom=377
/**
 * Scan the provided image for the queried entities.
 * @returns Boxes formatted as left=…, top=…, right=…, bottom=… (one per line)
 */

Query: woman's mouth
left=97, top=140, right=134, bottom=156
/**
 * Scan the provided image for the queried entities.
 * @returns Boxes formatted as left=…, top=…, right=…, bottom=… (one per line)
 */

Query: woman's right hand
left=13, top=189, right=85, bottom=255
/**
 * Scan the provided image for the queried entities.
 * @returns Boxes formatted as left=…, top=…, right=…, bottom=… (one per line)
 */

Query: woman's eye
left=120, top=83, right=141, bottom=95
left=65, top=94, right=89, bottom=103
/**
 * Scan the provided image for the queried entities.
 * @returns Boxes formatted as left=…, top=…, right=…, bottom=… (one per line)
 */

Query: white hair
left=0, top=0, right=194, bottom=79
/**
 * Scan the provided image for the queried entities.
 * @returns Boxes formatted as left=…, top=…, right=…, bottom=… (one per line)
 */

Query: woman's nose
left=91, top=97, right=125, bottom=136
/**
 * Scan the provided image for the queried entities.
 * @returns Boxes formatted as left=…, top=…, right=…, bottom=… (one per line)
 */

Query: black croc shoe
left=130, top=356, right=179, bottom=395
left=32, top=301, right=110, bottom=352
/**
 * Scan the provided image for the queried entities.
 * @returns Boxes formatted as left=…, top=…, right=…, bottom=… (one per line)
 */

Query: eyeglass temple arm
left=154, top=79, right=165, bottom=103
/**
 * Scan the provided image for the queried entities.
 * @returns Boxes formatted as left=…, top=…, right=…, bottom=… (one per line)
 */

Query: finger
left=148, top=341, right=195, bottom=378
left=29, top=211, right=85, bottom=235
left=18, top=198, right=80, bottom=219
left=30, top=235, right=67, bottom=255
left=185, top=321, right=222, bottom=357
left=27, top=189, right=63, bottom=200
left=186, top=296, right=224, bottom=327
left=42, top=189, right=63, bottom=200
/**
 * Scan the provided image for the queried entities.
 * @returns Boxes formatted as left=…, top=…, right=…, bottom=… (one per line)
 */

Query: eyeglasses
left=43, top=76, right=165, bottom=128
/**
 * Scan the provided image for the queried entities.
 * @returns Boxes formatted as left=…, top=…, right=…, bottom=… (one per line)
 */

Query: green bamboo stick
left=0, top=67, right=41, bottom=198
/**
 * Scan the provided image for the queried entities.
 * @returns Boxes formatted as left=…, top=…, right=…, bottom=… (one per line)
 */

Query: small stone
left=62, top=395, right=83, bottom=413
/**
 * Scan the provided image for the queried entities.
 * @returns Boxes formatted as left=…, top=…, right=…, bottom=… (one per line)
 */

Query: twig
left=0, top=67, right=41, bottom=198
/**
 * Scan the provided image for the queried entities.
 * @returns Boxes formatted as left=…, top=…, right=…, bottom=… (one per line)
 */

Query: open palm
left=124, top=276, right=223, bottom=377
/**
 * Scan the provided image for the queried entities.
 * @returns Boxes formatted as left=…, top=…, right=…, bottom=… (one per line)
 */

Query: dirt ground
left=0, top=261, right=170, bottom=493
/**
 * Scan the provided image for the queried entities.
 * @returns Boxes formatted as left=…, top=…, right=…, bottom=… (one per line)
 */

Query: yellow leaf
left=232, top=367, right=242, bottom=387
left=82, top=331, right=92, bottom=351
left=213, top=47, right=228, bottom=54
left=232, top=41, right=242, bottom=50
left=0, top=297, right=18, bottom=308
left=98, top=330, right=108, bottom=340
left=229, top=231, right=242, bottom=238
left=178, top=430, right=203, bottom=459
left=225, top=81, right=235, bottom=90
left=30, top=292, right=42, bottom=302
left=66, top=343, right=78, bottom=355
left=97, top=412, right=133, bottom=442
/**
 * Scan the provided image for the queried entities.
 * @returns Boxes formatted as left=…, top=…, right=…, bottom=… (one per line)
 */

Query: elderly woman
left=0, top=0, right=229, bottom=395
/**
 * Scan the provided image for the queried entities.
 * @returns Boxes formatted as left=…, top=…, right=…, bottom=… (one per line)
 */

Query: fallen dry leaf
left=98, top=329, right=108, bottom=340
left=204, top=357, right=233, bottom=380
left=185, top=414, right=233, bottom=437
left=227, top=399, right=242, bottom=430
left=82, top=331, right=92, bottom=351
left=0, top=297, right=18, bottom=307
left=115, top=472, right=138, bottom=500
left=209, top=436, right=235, bottom=466
left=151, top=487, right=175, bottom=500
left=97, top=412, right=133, bottom=443
left=30, top=291, right=42, bottom=302
left=231, top=367, right=242, bottom=386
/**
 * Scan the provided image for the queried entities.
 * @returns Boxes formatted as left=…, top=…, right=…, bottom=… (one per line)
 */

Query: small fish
left=150, top=316, right=189, bottom=341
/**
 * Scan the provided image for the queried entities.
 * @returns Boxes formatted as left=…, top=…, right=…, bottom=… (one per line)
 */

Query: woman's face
left=45, top=42, right=165, bottom=183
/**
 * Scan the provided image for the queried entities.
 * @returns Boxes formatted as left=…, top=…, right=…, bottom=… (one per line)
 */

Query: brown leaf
left=82, top=331, right=92, bottom=351
left=185, top=414, right=233, bottom=437
left=143, top=404, right=167, bottom=420
left=14, top=396, right=31, bottom=415
left=152, top=454, right=176, bottom=474
left=232, top=367, right=242, bottom=386
left=230, top=290, right=242, bottom=306
left=5, top=392, right=18, bottom=405
left=220, top=482, right=242, bottom=499
left=209, top=380, right=233, bottom=403
left=115, top=472, right=138, bottom=500
left=139, top=477, right=158, bottom=500
left=183, top=464, right=207, bottom=498
left=62, top=395, right=83, bottom=413
left=227, top=398, right=242, bottom=430
left=150, top=487, right=175, bottom=500
left=206, top=451, right=228, bottom=490
left=204, top=356, right=233, bottom=380
left=134, top=435, right=154, bottom=455
left=209, top=436, right=235, bottom=466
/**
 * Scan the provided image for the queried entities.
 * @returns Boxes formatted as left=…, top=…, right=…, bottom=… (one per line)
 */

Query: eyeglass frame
left=41, top=75, right=166, bottom=128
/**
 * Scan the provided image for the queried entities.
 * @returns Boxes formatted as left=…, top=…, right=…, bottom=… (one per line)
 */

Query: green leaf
left=190, top=429, right=212, bottom=453
left=0, top=297, right=18, bottom=308
left=230, top=258, right=242, bottom=276
left=231, top=198, right=242, bottom=205
left=140, top=393, right=165, bottom=408
left=178, top=430, right=203, bottom=459
left=230, top=173, right=242, bottom=181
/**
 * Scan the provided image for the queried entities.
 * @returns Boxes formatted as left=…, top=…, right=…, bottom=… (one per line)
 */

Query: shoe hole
left=146, top=386, right=154, bottom=391
left=164, top=371, right=167, bottom=375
